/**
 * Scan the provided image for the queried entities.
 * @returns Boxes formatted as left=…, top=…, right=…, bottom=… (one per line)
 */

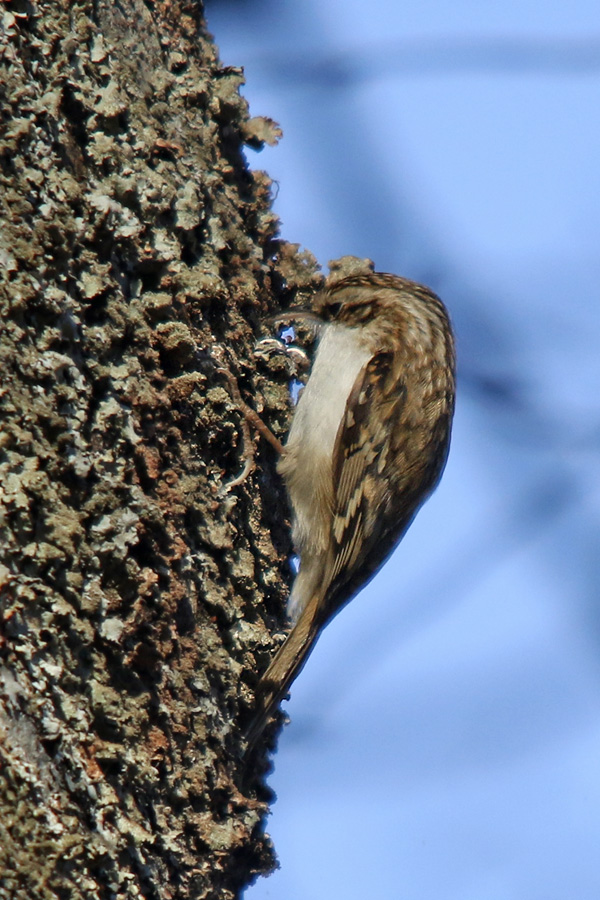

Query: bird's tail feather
left=245, top=591, right=322, bottom=754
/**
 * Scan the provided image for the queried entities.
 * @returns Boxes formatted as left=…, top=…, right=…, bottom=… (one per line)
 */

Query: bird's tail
left=244, top=591, right=322, bottom=755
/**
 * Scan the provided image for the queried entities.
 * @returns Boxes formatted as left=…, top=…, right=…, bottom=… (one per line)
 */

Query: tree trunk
left=0, top=2, right=320, bottom=897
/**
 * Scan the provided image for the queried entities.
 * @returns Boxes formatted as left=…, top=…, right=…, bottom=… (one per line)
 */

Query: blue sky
left=206, top=2, right=600, bottom=897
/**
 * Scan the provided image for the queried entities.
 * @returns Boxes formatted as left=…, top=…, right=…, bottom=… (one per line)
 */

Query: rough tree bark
left=0, top=2, right=322, bottom=897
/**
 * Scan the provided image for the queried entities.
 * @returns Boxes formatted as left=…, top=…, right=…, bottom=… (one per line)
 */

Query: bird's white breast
left=288, top=324, right=370, bottom=456
left=280, top=324, right=371, bottom=553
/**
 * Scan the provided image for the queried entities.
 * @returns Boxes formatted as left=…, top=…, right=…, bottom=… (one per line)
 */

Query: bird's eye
left=327, top=302, right=342, bottom=318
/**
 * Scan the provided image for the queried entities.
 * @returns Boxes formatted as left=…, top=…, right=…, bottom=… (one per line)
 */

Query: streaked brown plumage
left=246, top=272, right=455, bottom=750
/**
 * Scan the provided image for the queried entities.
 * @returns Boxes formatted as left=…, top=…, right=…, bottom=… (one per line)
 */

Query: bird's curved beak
left=265, top=308, right=322, bottom=328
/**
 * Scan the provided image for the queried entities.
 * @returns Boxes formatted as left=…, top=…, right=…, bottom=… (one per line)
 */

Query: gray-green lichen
left=0, top=1, right=322, bottom=898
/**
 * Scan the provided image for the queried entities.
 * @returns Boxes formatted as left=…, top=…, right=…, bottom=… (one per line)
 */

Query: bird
left=246, top=271, right=456, bottom=751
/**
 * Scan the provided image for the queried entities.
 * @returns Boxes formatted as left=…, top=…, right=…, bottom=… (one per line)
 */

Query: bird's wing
left=328, top=351, right=405, bottom=587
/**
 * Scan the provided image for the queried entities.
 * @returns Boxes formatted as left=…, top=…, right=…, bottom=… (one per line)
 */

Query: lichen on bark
left=0, top=2, right=321, bottom=897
